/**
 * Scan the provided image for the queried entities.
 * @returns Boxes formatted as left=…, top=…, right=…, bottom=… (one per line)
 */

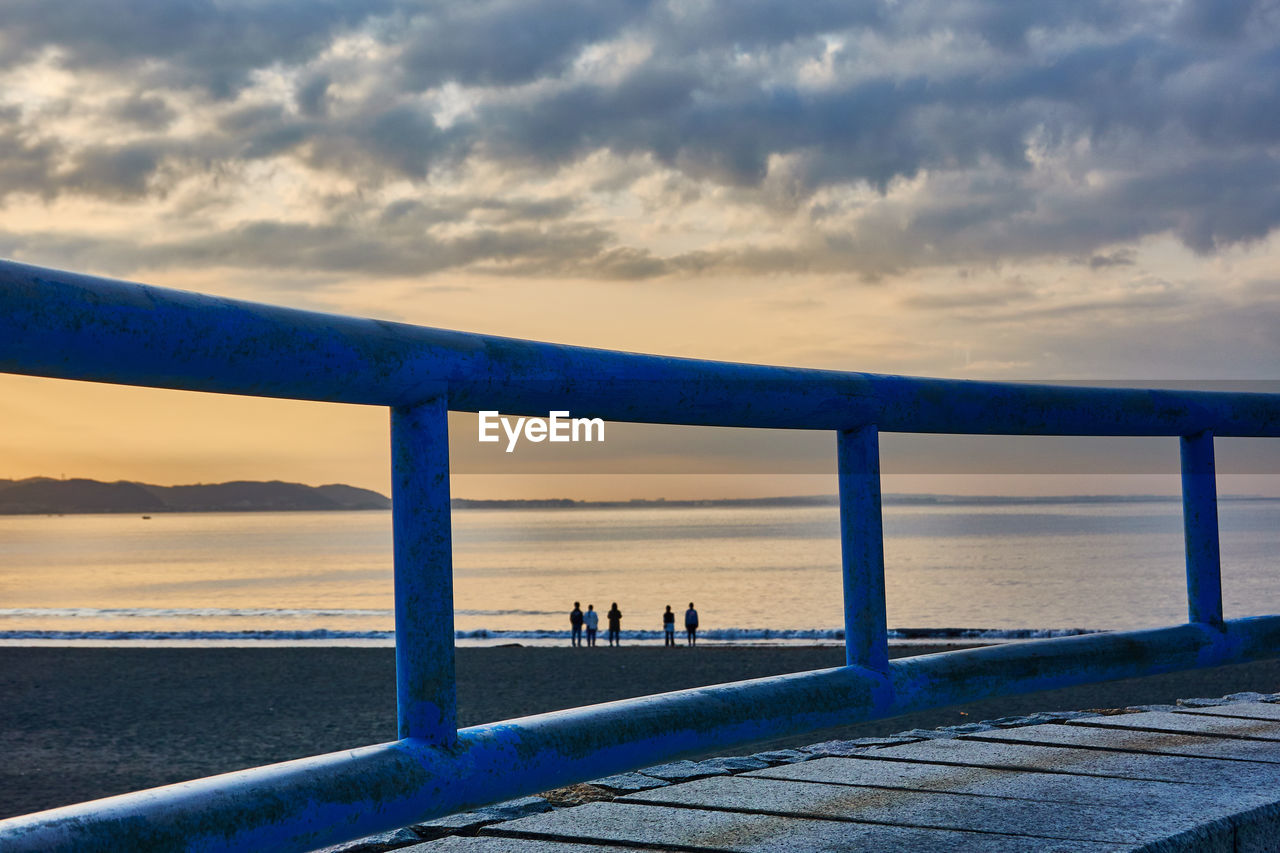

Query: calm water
left=1, top=501, right=1278, bottom=644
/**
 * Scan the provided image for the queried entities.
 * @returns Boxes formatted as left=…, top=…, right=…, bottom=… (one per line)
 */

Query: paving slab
left=410, top=705, right=1280, bottom=853
left=1231, top=801, right=1280, bottom=853
left=975, top=722, right=1280, bottom=763
left=639, top=759, right=729, bottom=782
left=698, top=755, right=770, bottom=773
left=801, top=737, right=921, bottom=757
left=473, top=797, right=552, bottom=821
left=411, top=811, right=500, bottom=841
left=1176, top=702, right=1280, bottom=721
left=617, top=773, right=1165, bottom=845
left=402, top=837, right=674, bottom=852
left=587, top=771, right=671, bottom=793
left=482, top=800, right=1126, bottom=852
left=749, top=748, right=808, bottom=765
left=745, top=755, right=1272, bottom=812
left=313, top=827, right=424, bottom=853
left=404, top=700, right=1280, bottom=853
left=1178, top=693, right=1276, bottom=707
left=1069, top=710, right=1280, bottom=741
left=856, top=735, right=1280, bottom=789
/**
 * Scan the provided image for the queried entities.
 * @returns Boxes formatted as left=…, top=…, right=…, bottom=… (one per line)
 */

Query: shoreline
left=4, top=643, right=1279, bottom=819
left=0, top=637, right=1006, bottom=649
left=8, top=493, right=1280, bottom=517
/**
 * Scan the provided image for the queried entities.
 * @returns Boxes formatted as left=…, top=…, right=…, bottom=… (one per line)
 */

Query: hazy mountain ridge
left=0, top=478, right=390, bottom=514
left=4, top=480, right=1274, bottom=515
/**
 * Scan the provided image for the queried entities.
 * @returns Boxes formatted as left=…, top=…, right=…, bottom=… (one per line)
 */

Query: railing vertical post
left=1180, top=430, right=1224, bottom=627
left=391, top=396, right=457, bottom=743
left=838, top=424, right=889, bottom=670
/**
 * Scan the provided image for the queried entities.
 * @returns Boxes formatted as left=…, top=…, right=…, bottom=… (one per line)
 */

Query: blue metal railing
left=0, top=257, right=1278, bottom=851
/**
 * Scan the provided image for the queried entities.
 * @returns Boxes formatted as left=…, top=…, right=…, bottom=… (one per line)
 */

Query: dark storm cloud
left=0, top=0, right=396, bottom=97
left=471, top=26, right=1277, bottom=198
left=0, top=110, right=59, bottom=198
left=294, top=74, right=332, bottom=118
left=61, top=142, right=169, bottom=197
left=393, top=0, right=655, bottom=90
left=1083, top=250, right=1135, bottom=270
left=3, top=0, right=1280, bottom=278
left=106, top=94, right=177, bottom=130
left=154, top=219, right=608, bottom=275
left=1175, top=0, right=1280, bottom=40
left=3, top=194, right=612, bottom=279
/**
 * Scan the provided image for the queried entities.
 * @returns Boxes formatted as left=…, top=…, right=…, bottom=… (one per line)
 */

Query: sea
left=2, top=499, right=1278, bottom=647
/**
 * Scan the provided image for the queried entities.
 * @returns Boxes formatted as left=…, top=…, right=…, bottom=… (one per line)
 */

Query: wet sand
left=3, top=643, right=1279, bottom=819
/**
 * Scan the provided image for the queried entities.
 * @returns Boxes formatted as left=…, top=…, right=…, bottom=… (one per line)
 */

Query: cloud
left=294, top=74, right=331, bottom=118
left=393, top=0, right=655, bottom=90
left=1175, top=0, right=1279, bottom=41
left=2, top=193, right=617, bottom=279
left=1, top=0, right=1279, bottom=281
left=0, top=0, right=396, bottom=97
left=902, top=280, right=1034, bottom=311
left=1083, top=250, right=1135, bottom=269
left=0, top=110, right=59, bottom=198
left=61, top=142, right=169, bottom=198
left=106, top=94, right=177, bottom=129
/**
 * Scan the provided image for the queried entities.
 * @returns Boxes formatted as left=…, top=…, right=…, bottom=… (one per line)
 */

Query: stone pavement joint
left=321, top=690, right=1280, bottom=852
left=635, top=759, right=730, bottom=782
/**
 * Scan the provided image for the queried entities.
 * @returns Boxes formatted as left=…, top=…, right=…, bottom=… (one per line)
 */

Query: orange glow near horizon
left=5, top=371, right=1277, bottom=500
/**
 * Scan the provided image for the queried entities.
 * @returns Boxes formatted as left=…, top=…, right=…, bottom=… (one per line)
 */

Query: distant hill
left=0, top=478, right=390, bottom=514
left=314, top=483, right=396, bottom=509
left=6, top=481, right=1270, bottom=516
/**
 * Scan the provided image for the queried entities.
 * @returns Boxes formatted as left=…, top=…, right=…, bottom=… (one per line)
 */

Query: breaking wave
left=454, top=626, right=1101, bottom=641
left=0, top=626, right=1101, bottom=643
left=0, top=607, right=392, bottom=619
left=0, top=607, right=564, bottom=619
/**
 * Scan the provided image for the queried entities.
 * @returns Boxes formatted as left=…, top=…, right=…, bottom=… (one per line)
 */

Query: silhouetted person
left=584, top=603, right=599, bottom=647
left=607, top=602, right=622, bottom=646
left=663, top=605, right=675, bottom=647
left=569, top=601, right=584, bottom=647
left=685, top=602, right=699, bottom=646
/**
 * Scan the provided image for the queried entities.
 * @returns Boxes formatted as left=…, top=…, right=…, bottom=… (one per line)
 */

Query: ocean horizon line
left=450, top=493, right=1279, bottom=509
left=5, top=477, right=1280, bottom=517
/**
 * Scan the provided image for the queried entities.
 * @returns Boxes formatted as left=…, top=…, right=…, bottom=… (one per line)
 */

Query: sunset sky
left=1, top=1, right=1278, bottom=498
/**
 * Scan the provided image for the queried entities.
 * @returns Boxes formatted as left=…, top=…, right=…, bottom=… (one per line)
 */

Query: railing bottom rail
left=3, top=616, right=1276, bottom=853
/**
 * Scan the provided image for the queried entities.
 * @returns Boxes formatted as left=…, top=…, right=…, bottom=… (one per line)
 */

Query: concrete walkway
left=399, top=701, right=1280, bottom=852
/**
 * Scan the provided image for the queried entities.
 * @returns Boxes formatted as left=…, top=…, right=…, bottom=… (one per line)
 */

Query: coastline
left=5, top=643, right=1280, bottom=820
left=0, top=635, right=1009, bottom=648
left=0, top=626, right=1096, bottom=646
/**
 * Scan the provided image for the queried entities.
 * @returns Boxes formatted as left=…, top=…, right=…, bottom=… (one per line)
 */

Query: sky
left=1, top=0, right=1279, bottom=499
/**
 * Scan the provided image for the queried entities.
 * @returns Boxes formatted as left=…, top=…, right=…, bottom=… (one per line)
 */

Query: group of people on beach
left=569, top=602, right=699, bottom=647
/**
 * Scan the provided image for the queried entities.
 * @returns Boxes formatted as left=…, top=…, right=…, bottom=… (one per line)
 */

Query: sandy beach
left=3, top=642, right=1280, bottom=819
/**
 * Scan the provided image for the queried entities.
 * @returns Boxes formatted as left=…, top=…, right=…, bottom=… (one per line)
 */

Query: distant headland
left=0, top=478, right=391, bottom=514
left=5, top=478, right=1274, bottom=515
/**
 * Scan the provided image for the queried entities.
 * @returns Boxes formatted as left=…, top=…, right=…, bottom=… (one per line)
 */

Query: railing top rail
left=3, top=258, right=1280, bottom=436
